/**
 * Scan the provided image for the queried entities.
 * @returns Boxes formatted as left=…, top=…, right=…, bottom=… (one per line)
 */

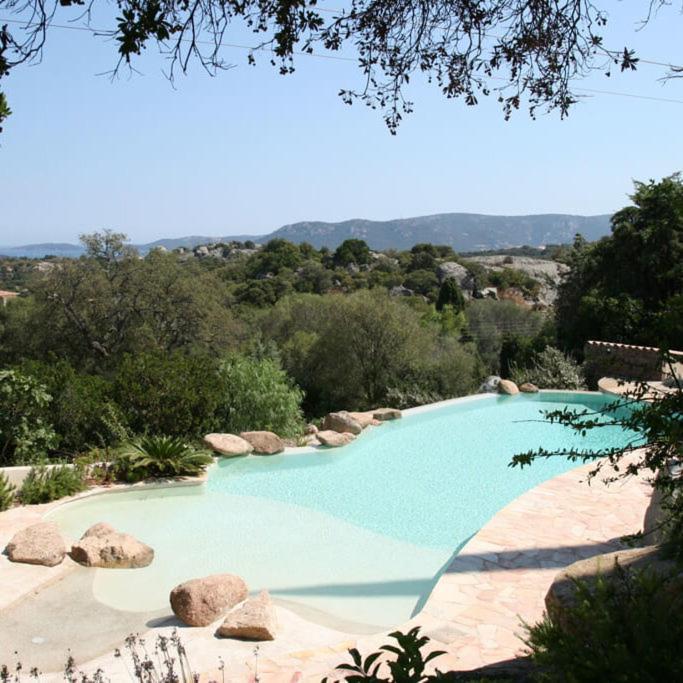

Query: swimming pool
left=49, top=392, right=636, bottom=632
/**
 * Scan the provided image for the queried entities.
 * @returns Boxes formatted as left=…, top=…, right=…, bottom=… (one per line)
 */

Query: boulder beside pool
left=240, top=431, right=284, bottom=455
left=317, top=430, right=356, bottom=447
left=519, top=382, right=539, bottom=393
left=217, top=590, right=277, bottom=641
left=323, top=411, right=363, bottom=435
left=348, top=411, right=380, bottom=428
left=372, top=407, right=402, bottom=421
left=70, top=522, right=154, bottom=568
left=203, top=433, right=253, bottom=456
left=170, top=574, right=249, bottom=626
left=6, top=522, right=66, bottom=567
left=498, top=379, right=520, bottom=395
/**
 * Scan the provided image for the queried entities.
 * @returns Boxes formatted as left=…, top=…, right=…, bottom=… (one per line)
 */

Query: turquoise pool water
left=50, top=392, right=636, bottom=632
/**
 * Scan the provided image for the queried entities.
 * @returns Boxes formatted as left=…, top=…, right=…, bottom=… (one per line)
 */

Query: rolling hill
left=0, top=212, right=612, bottom=257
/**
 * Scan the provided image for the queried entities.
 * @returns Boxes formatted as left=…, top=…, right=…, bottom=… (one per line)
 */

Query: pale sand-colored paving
left=0, top=458, right=652, bottom=682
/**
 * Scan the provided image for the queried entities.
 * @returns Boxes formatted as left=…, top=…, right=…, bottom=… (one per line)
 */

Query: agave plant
left=117, top=436, right=213, bottom=482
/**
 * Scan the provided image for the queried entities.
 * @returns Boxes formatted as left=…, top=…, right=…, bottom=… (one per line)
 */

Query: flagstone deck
left=0, top=456, right=652, bottom=682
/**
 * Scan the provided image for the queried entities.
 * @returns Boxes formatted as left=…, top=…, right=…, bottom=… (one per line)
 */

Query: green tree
left=333, top=239, right=371, bottom=267
left=0, top=231, right=242, bottom=369
left=113, top=351, right=224, bottom=438
left=557, top=175, right=683, bottom=353
left=0, top=369, right=57, bottom=465
left=246, top=239, right=302, bottom=277
left=435, top=279, right=465, bottom=313
left=215, top=354, right=304, bottom=437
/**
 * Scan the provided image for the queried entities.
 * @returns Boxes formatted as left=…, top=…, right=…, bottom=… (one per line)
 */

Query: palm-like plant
left=117, top=436, right=213, bottom=482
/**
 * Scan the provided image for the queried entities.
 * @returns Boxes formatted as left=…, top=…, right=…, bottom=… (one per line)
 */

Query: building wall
left=583, top=340, right=683, bottom=386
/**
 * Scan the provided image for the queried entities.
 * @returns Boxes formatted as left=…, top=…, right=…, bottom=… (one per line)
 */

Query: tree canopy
left=1, top=0, right=678, bottom=133
left=556, top=174, right=683, bottom=353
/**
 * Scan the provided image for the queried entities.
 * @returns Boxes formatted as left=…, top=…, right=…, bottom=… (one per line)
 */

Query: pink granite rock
left=170, top=574, right=248, bottom=626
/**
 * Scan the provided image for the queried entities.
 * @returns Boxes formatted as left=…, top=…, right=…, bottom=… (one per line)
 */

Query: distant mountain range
left=0, top=212, right=612, bottom=258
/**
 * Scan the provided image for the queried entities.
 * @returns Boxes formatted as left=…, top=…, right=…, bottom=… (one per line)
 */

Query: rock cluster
left=170, top=573, right=248, bottom=626
left=5, top=522, right=67, bottom=567
left=70, top=522, right=154, bottom=568
left=170, top=574, right=277, bottom=641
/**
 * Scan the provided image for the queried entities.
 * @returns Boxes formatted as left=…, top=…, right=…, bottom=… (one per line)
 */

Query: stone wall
left=583, top=340, right=683, bottom=387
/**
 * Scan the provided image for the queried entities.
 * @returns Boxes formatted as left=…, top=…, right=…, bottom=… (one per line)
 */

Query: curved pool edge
left=64, top=449, right=653, bottom=681
left=0, top=389, right=644, bottom=678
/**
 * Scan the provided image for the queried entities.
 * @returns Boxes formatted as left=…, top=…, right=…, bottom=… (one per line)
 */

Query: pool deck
left=0, top=414, right=653, bottom=680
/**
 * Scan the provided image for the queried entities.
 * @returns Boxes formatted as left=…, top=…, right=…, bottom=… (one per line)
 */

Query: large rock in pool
left=498, top=379, right=519, bottom=395
left=6, top=522, right=66, bottom=567
left=546, top=545, right=683, bottom=631
left=217, top=590, right=277, bottom=641
left=240, top=431, right=284, bottom=455
left=170, top=574, right=248, bottom=626
left=317, top=430, right=356, bottom=447
left=372, top=407, right=402, bottom=421
left=323, top=411, right=363, bottom=435
left=70, top=523, right=154, bottom=568
left=203, top=433, right=253, bottom=456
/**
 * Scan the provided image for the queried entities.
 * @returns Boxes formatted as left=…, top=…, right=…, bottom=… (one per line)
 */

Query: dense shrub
left=215, top=354, right=305, bottom=436
left=18, top=465, right=85, bottom=504
left=116, top=436, right=213, bottom=482
left=0, top=472, right=16, bottom=511
left=18, top=360, right=127, bottom=453
left=510, top=346, right=585, bottom=390
left=113, top=351, right=223, bottom=438
left=0, top=369, right=58, bottom=465
left=525, top=565, right=683, bottom=682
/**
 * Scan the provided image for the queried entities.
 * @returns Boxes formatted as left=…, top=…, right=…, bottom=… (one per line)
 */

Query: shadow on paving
left=0, top=568, right=169, bottom=674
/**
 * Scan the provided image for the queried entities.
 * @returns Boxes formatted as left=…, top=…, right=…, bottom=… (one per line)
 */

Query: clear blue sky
left=0, top=1, right=682, bottom=246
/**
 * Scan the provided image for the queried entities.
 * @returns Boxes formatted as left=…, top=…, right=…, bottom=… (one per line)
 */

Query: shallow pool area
left=49, top=392, right=637, bottom=632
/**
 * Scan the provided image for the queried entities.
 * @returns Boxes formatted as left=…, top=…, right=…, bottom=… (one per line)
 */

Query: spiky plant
left=117, top=436, right=213, bottom=482
left=0, top=472, right=16, bottom=511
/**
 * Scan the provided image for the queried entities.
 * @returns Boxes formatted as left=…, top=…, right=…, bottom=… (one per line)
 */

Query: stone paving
left=0, top=456, right=652, bottom=682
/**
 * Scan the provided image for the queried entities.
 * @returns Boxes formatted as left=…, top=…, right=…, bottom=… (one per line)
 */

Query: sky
left=0, top=1, right=682, bottom=246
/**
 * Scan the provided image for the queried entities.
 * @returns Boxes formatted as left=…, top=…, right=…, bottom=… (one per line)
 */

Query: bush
left=510, top=346, right=585, bottom=390
left=525, top=565, right=683, bottom=682
left=113, top=351, right=223, bottom=438
left=18, top=465, right=85, bottom=504
left=18, top=360, right=127, bottom=454
left=0, top=472, right=16, bottom=511
left=116, top=436, right=213, bottom=482
left=216, top=354, right=304, bottom=437
left=0, top=369, right=58, bottom=466
left=323, top=627, right=449, bottom=683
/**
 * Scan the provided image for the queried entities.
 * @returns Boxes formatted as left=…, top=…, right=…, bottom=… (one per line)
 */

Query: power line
left=2, top=16, right=683, bottom=105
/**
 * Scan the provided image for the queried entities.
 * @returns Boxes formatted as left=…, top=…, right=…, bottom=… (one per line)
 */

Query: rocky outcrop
left=436, top=262, right=475, bottom=295
left=170, top=574, right=248, bottom=626
left=216, top=590, right=277, bottom=641
left=317, top=430, right=356, bottom=447
left=240, top=431, right=284, bottom=455
left=479, top=376, right=501, bottom=393
left=203, top=433, right=253, bottom=457
left=519, top=382, right=539, bottom=393
left=372, top=408, right=402, bottom=421
left=304, top=423, right=319, bottom=435
left=498, top=379, right=519, bottom=395
left=5, top=522, right=66, bottom=567
left=70, top=523, right=154, bottom=568
left=390, top=285, right=414, bottom=297
left=546, top=546, right=683, bottom=631
left=322, top=411, right=363, bottom=435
